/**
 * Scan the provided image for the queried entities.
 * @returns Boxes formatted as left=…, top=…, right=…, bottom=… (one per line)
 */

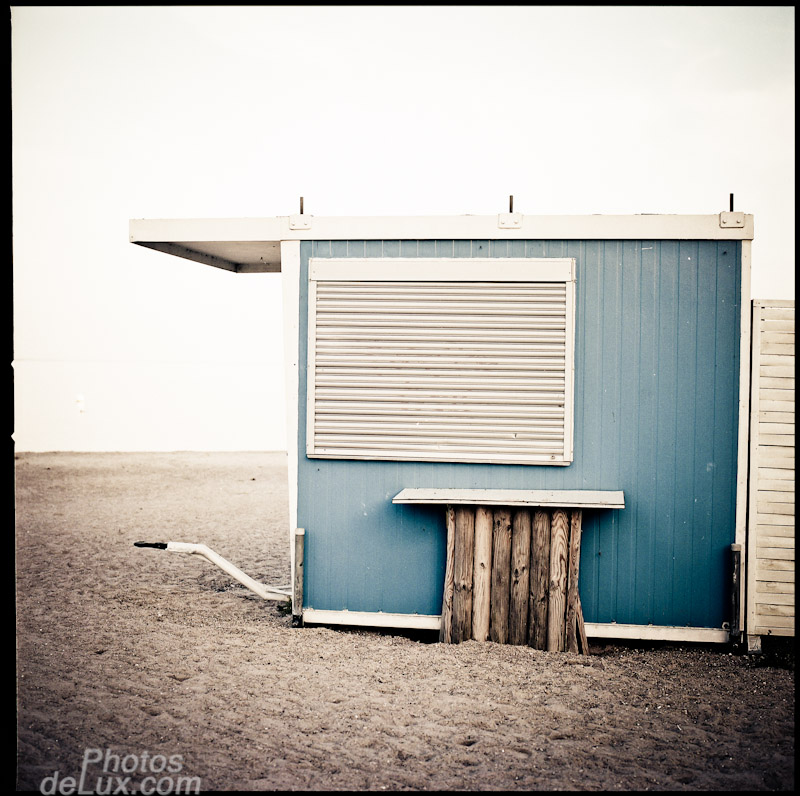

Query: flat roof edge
left=129, top=213, right=754, bottom=243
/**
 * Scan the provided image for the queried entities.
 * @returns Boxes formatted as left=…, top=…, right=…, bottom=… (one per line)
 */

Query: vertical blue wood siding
left=297, top=239, right=741, bottom=629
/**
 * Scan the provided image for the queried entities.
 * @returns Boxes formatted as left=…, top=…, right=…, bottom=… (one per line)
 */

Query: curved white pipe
left=135, top=541, right=290, bottom=601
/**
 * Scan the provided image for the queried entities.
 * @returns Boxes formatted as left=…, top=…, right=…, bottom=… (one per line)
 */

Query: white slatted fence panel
left=748, top=300, right=795, bottom=638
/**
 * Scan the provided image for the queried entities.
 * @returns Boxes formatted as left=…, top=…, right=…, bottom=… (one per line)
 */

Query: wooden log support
left=547, top=509, right=569, bottom=652
left=471, top=506, right=493, bottom=642
left=425, top=495, right=605, bottom=651
left=565, top=510, right=583, bottom=653
left=451, top=507, right=475, bottom=643
left=509, top=509, right=532, bottom=645
left=439, top=505, right=456, bottom=643
left=529, top=509, right=551, bottom=649
left=490, top=509, right=512, bottom=643
left=576, top=593, right=589, bottom=655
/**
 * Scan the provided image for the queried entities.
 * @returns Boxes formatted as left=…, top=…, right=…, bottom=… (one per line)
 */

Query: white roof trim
left=130, top=214, right=753, bottom=273
left=131, top=213, right=753, bottom=242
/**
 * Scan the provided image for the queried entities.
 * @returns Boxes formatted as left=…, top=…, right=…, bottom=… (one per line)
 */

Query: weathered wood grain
left=451, top=507, right=475, bottom=643
left=472, top=506, right=493, bottom=642
left=547, top=509, right=569, bottom=652
left=509, top=509, right=531, bottom=645
left=529, top=509, right=551, bottom=650
left=439, top=505, right=456, bottom=643
left=490, top=509, right=512, bottom=644
left=565, top=510, right=583, bottom=653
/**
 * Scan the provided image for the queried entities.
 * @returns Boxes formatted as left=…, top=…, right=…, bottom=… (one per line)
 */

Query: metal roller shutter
left=307, top=258, right=575, bottom=465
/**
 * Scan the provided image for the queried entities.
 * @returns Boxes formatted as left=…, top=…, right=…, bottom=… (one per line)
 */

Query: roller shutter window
left=307, top=258, right=576, bottom=465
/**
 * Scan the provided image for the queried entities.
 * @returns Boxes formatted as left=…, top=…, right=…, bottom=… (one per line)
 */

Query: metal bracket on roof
left=289, top=214, right=312, bottom=230
left=498, top=213, right=523, bottom=229
left=719, top=211, right=745, bottom=229
left=290, top=197, right=311, bottom=230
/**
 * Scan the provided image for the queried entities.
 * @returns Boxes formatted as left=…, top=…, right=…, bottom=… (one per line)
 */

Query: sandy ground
left=15, top=452, right=794, bottom=792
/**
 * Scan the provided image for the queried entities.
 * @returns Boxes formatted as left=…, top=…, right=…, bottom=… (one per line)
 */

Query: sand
left=15, top=452, right=794, bottom=791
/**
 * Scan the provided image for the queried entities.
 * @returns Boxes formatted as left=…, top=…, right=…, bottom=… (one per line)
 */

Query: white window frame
left=306, top=257, right=576, bottom=466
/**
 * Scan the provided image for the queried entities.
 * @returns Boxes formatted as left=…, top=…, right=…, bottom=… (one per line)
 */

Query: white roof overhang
left=129, top=213, right=754, bottom=273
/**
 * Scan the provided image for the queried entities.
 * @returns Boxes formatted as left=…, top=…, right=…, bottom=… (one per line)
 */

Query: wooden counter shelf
left=393, top=488, right=625, bottom=653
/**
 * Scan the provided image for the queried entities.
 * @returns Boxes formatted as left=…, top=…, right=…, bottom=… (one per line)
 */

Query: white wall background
left=12, top=6, right=795, bottom=452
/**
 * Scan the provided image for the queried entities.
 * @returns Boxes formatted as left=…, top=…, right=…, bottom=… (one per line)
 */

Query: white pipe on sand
left=134, top=541, right=290, bottom=601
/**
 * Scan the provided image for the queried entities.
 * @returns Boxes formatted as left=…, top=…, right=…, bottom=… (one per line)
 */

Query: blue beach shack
left=130, top=210, right=755, bottom=646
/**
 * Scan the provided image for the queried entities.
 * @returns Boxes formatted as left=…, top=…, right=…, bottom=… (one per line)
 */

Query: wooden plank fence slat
left=758, top=502, right=795, bottom=516
left=760, top=354, right=794, bottom=367
left=758, top=466, right=795, bottom=479
left=757, top=479, right=795, bottom=492
left=759, top=419, right=795, bottom=431
left=754, top=621, right=795, bottom=631
left=754, top=619, right=795, bottom=631
left=759, top=386, right=794, bottom=404
left=755, top=567, right=794, bottom=582
left=756, top=489, right=796, bottom=503
left=753, top=591, right=795, bottom=606
left=758, top=382, right=794, bottom=393
left=761, top=343, right=795, bottom=355
left=761, top=331, right=795, bottom=345
left=758, top=401, right=795, bottom=413
left=757, top=463, right=795, bottom=475
left=756, top=603, right=794, bottom=618
left=757, top=535, right=796, bottom=548
left=755, top=615, right=795, bottom=627
left=756, top=526, right=796, bottom=539
left=755, top=512, right=794, bottom=525
left=760, top=307, right=795, bottom=321
left=759, top=401, right=795, bottom=413
left=758, top=435, right=795, bottom=447
left=754, top=580, right=795, bottom=593
left=753, top=626, right=794, bottom=636
left=756, top=547, right=795, bottom=561
left=760, top=365, right=794, bottom=378
left=761, top=319, right=795, bottom=332
left=756, top=558, right=794, bottom=571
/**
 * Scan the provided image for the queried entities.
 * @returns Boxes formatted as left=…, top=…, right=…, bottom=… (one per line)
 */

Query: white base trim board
left=300, top=610, right=730, bottom=642
left=302, top=609, right=441, bottom=631
left=583, top=623, right=729, bottom=644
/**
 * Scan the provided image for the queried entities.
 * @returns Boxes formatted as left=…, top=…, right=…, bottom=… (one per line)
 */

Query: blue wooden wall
left=296, top=239, right=742, bottom=629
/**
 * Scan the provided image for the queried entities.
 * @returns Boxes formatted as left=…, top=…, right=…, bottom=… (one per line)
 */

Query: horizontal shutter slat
left=315, top=404, right=566, bottom=419
left=314, top=437, right=567, bottom=451
left=318, top=338, right=566, bottom=349
left=315, top=388, right=568, bottom=405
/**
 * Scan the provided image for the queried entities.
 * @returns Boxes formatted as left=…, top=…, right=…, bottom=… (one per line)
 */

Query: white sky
left=11, top=6, right=795, bottom=451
